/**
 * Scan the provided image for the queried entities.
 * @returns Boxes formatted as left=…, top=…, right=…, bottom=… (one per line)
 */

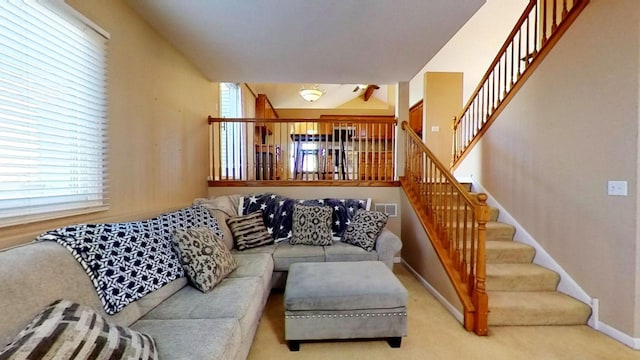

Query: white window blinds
left=0, top=1, right=109, bottom=227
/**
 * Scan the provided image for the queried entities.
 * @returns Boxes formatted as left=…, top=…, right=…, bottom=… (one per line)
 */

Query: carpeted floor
left=247, top=264, right=640, bottom=360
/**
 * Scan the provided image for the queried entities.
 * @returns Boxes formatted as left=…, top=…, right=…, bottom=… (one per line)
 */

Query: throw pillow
left=300, top=197, right=371, bottom=237
left=341, top=209, right=389, bottom=251
left=172, top=227, right=238, bottom=293
left=0, top=299, right=157, bottom=360
left=289, top=204, right=333, bottom=246
left=226, top=211, right=274, bottom=251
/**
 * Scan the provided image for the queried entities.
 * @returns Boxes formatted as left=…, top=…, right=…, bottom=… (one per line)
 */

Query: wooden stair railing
left=401, top=121, right=491, bottom=335
left=452, top=0, right=590, bottom=169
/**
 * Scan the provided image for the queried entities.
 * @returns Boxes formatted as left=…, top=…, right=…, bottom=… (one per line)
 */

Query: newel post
left=473, top=193, right=490, bottom=335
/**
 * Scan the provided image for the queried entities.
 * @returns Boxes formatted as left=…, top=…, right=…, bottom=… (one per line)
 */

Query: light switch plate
left=431, top=126, right=440, bottom=132
left=607, top=180, right=627, bottom=196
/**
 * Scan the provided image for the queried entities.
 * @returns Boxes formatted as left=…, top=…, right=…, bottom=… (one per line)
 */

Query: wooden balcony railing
left=207, top=116, right=397, bottom=185
left=401, top=121, right=491, bottom=335
left=452, top=0, right=589, bottom=168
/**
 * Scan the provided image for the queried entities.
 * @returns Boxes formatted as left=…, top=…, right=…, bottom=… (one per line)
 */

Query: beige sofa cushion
left=195, top=195, right=241, bottom=250
left=0, top=242, right=142, bottom=347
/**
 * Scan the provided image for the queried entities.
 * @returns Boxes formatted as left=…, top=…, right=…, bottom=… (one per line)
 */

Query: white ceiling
left=127, top=0, right=486, bottom=85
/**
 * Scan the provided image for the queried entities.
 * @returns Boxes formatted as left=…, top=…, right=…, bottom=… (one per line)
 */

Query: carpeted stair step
left=437, top=205, right=500, bottom=222
left=486, top=263, right=559, bottom=291
left=488, top=291, right=592, bottom=326
left=485, top=221, right=516, bottom=241
left=486, top=241, right=536, bottom=264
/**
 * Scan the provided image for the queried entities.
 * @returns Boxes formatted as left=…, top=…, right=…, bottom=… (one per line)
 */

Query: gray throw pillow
left=173, top=227, right=237, bottom=292
left=290, top=204, right=333, bottom=246
left=342, top=209, right=389, bottom=251
left=0, top=299, right=157, bottom=360
left=226, top=211, right=274, bottom=251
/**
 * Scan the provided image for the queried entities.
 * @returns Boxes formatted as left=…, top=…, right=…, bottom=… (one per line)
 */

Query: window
left=0, top=1, right=110, bottom=227
left=219, top=83, right=245, bottom=179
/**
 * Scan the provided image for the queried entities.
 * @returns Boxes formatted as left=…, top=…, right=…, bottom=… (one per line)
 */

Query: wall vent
left=374, top=203, right=398, bottom=217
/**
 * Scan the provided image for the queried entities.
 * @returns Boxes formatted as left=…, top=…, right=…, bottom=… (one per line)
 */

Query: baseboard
left=595, top=320, right=640, bottom=350
left=401, top=259, right=463, bottom=323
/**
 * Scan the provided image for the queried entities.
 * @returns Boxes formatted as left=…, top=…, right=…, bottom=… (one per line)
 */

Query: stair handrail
left=401, top=121, right=490, bottom=335
left=452, top=0, right=590, bottom=169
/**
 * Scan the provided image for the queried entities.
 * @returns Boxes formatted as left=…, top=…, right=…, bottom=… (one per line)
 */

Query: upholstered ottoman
left=284, top=261, right=408, bottom=351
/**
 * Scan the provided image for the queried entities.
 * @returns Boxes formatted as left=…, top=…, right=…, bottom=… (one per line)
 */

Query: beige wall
left=0, top=0, right=216, bottom=249
left=208, top=186, right=402, bottom=237
left=456, top=0, right=640, bottom=336
left=400, top=190, right=463, bottom=312
left=424, top=72, right=463, bottom=166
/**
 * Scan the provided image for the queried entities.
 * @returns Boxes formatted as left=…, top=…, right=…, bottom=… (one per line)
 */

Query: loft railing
left=401, top=121, right=491, bottom=335
left=452, top=0, right=589, bottom=168
left=207, top=116, right=397, bottom=185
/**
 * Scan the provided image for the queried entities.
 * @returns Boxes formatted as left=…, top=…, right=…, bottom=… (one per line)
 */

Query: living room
left=1, top=0, right=640, bottom=358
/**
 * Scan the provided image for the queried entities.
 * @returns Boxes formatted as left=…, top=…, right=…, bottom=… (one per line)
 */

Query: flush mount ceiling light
left=299, top=85, right=325, bottom=102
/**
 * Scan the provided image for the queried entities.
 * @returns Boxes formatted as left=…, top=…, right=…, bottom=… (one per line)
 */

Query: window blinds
left=0, top=1, right=109, bottom=227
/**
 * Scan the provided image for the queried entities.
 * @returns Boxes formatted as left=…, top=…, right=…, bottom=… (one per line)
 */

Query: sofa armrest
left=375, top=229, right=402, bottom=270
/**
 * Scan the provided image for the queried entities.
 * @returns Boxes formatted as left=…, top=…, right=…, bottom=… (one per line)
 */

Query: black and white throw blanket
left=240, top=193, right=370, bottom=241
left=37, top=205, right=222, bottom=315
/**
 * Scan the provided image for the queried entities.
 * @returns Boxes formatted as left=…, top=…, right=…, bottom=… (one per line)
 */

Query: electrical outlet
left=431, top=126, right=440, bottom=132
left=607, top=180, right=627, bottom=196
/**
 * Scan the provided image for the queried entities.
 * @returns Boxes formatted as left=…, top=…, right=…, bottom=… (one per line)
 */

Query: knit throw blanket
left=37, top=205, right=222, bottom=315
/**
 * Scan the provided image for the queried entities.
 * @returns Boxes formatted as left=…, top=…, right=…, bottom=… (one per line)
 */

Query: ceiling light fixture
left=299, top=85, right=325, bottom=102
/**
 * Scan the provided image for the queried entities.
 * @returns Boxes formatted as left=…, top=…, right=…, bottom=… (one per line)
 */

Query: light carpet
left=247, top=264, right=639, bottom=360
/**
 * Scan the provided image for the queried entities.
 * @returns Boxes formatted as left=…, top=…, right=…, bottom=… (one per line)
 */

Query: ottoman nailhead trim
left=285, top=312, right=407, bottom=320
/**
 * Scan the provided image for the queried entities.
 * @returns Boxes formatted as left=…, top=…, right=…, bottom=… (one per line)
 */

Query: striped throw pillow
left=0, top=300, right=157, bottom=360
left=226, top=211, right=274, bottom=251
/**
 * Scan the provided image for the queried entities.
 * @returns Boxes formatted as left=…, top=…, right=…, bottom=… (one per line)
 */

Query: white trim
left=468, top=176, right=592, bottom=306
left=44, top=0, right=111, bottom=39
left=401, top=259, right=464, bottom=323
left=596, top=321, right=640, bottom=350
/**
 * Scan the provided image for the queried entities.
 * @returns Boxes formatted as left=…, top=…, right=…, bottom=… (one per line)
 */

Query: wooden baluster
left=526, top=15, right=530, bottom=67
left=562, top=0, right=568, bottom=20
left=461, top=200, right=469, bottom=284
left=542, top=0, right=548, bottom=44
left=510, top=39, right=515, bottom=87
left=503, top=52, right=508, bottom=97
left=533, top=3, right=540, bottom=57
left=552, top=0, right=558, bottom=32
left=518, top=25, right=522, bottom=77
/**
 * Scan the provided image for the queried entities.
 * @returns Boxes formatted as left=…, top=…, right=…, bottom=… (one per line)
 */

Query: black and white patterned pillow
left=0, top=300, right=157, bottom=360
left=290, top=204, right=333, bottom=246
left=172, top=227, right=237, bottom=292
left=226, top=211, right=274, bottom=250
left=342, top=209, right=389, bottom=251
left=36, top=205, right=223, bottom=314
left=299, top=198, right=371, bottom=237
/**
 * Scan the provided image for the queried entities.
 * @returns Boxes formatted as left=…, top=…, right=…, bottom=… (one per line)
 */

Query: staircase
left=463, top=186, right=592, bottom=326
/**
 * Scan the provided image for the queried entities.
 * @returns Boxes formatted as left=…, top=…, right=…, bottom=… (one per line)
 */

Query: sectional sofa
left=0, top=194, right=402, bottom=359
